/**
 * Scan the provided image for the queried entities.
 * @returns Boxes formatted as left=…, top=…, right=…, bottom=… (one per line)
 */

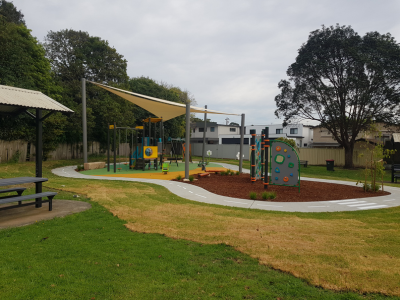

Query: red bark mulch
left=182, top=173, right=390, bottom=202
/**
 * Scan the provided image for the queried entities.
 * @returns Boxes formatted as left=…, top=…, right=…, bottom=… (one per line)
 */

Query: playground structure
left=107, top=117, right=164, bottom=172
left=106, top=117, right=193, bottom=173
left=250, top=127, right=301, bottom=192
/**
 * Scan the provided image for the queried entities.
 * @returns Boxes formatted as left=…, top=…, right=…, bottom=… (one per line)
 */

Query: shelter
left=83, top=80, right=245, bottom=179
left=0, top=84, right=74, bottom=187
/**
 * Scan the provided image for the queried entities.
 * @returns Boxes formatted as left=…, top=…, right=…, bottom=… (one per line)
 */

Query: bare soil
left=183, top=173, right=390, bottom=202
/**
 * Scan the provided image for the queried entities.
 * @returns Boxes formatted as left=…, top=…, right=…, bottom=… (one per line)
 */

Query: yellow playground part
left=162, top=163, right=169, bottom=174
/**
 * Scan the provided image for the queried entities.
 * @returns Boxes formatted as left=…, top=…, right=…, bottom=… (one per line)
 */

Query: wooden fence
left=1, top=138, right=395, bottom=167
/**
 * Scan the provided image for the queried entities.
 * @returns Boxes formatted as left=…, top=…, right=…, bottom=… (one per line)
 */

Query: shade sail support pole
left=185, top=99, right=190, bottom=179
left=82, top=78, right=88, bottom=164
left=201, top=105, right=207, bottom=166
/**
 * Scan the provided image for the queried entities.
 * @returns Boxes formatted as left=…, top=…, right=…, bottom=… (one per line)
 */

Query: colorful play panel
left=80, top=162, right=226, bottom=180
left=270, top=140, right=300, bottom=191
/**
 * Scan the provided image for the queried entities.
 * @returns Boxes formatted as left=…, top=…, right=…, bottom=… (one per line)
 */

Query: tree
left=0, top=15, right=68, bottom=159
left=43, top=29, right=133, bottom=146
left=0, top=0, right=25, bottom=25
left=275, top=25, right=400, bottom=168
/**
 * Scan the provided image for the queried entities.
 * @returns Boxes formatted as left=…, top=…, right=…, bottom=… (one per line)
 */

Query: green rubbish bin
left=326, top=159, right=334, bottom=171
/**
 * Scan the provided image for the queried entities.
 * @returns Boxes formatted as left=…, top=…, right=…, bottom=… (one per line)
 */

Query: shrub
left=176, top=175, right=182, bottom=180
left=249, top=192, right=257, bottom=200
left=235, top=171, right=240, bottom=175
left=189, top=175, right=194, bottom=182
left=77, top=165, right=84, bottom=171
left=9, top=150, right=21, bottom=163
left=268, top=191, right=277, bottom=199
left=261, top=192, right=268, bottom=200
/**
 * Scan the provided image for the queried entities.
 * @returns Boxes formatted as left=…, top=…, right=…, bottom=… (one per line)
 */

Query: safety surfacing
left=81, top=162, right=227, bottom=180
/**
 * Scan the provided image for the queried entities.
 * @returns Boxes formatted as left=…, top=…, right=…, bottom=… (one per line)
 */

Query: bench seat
left=198, top=173, right=210, bottom=178
left=0, top=192, right=57, bottom=211
left=299, top=160, right=308, bottom=167
left=0, top=187, right=26, bottom=195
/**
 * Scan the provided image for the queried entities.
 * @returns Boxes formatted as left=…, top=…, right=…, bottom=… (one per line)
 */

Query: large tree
left=43, top=29, right=134, bottom=146
left=0, top=14, right=68, bottom=159
left=275, top=25, right=400, bottom=168
left=0, top=0, right=25, bottom=25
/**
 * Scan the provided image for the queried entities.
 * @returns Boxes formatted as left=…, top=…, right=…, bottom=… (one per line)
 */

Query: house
left=191, top=122, right=313, bottom=147
left=312, top=123, right=398, bottom=148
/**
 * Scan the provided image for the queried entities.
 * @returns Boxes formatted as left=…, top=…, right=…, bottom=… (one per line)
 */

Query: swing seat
left=162, top=163, right=169, bottom=174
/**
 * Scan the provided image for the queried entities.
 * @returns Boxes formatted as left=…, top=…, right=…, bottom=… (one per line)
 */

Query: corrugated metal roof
left=0, top=84, right=74, bottom=114
left=392, top=133, right=400, bottom=143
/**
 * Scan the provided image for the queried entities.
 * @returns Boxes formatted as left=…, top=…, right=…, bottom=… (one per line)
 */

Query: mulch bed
left=182, top=173, right=390, bottom=202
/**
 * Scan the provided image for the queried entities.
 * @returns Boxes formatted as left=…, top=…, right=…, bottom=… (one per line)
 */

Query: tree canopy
left=43, top=29, right=133, bottom=145
left=0, top=0, right=25, bottom=25
left=275, top=25, right=400, bottom=168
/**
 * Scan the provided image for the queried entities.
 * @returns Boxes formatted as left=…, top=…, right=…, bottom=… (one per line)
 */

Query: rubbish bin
left=326, top=159, right=334, bottom=171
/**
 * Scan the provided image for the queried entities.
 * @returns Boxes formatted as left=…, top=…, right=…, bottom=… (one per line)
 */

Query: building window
left=276, top=129, right=283, bottom=134
left=193, top=128, right=195, bottom=133
left=290, top=128, right=298, bottom=134
left=199, top=128, right=204, bottom=132
left=210, top=127, right=215, bottom=132
left=230, top=128, right=236, bottom=132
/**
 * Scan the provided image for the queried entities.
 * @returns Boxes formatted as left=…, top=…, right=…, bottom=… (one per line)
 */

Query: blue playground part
left=130, top=146, right=143, bottom=166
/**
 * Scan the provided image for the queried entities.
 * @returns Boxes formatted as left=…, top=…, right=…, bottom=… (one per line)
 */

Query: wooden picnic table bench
left=392, top=164, right=400, bottom=183
left=299, top=160, right=308, bottom=167
left=0, top=177, right=56, bottom=211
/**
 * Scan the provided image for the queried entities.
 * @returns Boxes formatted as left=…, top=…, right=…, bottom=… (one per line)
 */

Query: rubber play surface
left=81, top=162, right=227, bottom=180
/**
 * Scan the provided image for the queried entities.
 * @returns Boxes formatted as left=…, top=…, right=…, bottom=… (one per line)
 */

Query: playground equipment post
left=250, top=129, right=256, bottom=183
left=239, top=113, right=245, bottom=174
left=264, top=126, right=269, bottom=189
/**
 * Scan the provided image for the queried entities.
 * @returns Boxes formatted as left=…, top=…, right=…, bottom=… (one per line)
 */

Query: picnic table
left=0, top=177, right=57, bottom=212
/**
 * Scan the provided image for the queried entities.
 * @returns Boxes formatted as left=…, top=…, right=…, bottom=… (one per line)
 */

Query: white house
left=191, top=122, right=313, bottom=147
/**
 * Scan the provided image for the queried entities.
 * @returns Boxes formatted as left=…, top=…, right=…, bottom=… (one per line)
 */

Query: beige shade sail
left=88, top=81, right=239, bottom=121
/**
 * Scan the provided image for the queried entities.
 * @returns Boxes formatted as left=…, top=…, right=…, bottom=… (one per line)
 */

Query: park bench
left=206, top=169, right=227, bottom=174
left=0, top=177, right=57, bottom=212
left=0, top=192, right=57, bottom=211
left=299, top=160, right=308, bottom=167
left=198, top=173, right=210, bottom=178
left=391, top=164, right=400, bottom=183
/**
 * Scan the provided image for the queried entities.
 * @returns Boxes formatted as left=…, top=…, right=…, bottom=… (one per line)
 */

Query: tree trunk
left=344, top=145, right=354, bottom=169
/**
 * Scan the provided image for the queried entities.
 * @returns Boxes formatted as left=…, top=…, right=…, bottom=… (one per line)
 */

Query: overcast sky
left=14, top=0, right=400, bottom=126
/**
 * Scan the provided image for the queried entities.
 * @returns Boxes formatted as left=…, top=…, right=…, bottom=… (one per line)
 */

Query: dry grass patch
left=83, top=184, right=400, bottom=296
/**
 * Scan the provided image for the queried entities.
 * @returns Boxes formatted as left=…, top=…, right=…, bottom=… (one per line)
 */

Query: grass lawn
left=0, top=159, right=400, bottom=299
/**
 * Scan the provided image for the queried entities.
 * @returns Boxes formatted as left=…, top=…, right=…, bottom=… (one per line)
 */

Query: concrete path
left=52, top=163, right=400, bottom=213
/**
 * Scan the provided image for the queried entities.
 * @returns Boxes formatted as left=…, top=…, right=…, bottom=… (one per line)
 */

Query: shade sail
left=88, top=81, right=239, bottom=121
left=0, top=84, right=74, bottom=115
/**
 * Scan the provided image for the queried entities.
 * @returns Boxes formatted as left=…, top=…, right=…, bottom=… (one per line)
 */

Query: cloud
left=15, top=0, right=400, bottom=125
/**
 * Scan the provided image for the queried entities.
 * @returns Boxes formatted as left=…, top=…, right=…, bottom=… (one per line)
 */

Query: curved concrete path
left=52, top=164, right=400, bottom=213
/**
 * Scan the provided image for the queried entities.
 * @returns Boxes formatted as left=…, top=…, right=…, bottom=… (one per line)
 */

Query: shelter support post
left=82, top=78, right=88, bottom=164
left=201, top=105, right=207, bottom=165
left=185, top=100, right=190, bottom=179
left=35, top=109, right=43, bottom=207
left=107, top=124, right=110, bottom=172
left=114, top=122, right=116, bottom=173
left=239, top=113, right=245, bottom=173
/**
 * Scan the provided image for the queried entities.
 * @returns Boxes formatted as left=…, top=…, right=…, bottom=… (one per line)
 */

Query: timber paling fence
left=0, top=139, right=396, bottom=167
